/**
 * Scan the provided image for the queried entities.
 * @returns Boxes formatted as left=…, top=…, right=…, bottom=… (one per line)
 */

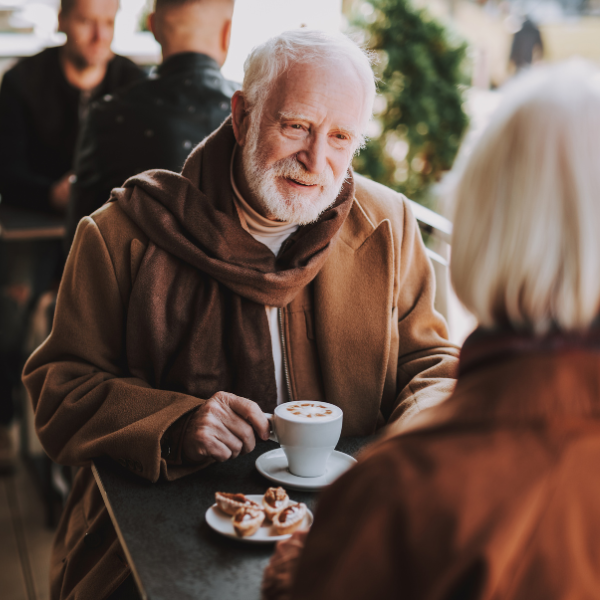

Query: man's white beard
left=241, top=117, right=349, bottom=225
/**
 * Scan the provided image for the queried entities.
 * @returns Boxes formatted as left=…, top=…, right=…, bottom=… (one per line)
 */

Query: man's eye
left=290, top=124, right=303, bottom=129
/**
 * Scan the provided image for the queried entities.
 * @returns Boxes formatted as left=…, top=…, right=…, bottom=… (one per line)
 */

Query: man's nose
left=297, top=134, right=328, bottom=175
left=95, top=24, right=112, bottom=44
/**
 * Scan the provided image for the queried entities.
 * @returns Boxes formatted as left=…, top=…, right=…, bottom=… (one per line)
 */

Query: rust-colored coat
left=291, top=335, right=600, bottom=600
left=23, top=173, right=458, bottom=599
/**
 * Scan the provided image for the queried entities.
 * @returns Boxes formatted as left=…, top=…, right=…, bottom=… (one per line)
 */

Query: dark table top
left=92, top=436, right=376, bottom=600
left=0, top=205, right=65, bottom=241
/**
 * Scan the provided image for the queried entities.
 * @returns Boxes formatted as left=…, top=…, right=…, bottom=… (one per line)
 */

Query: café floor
left=0, top=425, right=53, bottom=600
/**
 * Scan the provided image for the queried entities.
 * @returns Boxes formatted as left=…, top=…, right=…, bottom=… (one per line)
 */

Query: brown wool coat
left=290, top=342, right=600, bottom=600
left=23, top=173, right=458, bottom=599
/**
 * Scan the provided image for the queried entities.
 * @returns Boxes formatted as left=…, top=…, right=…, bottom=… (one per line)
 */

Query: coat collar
left=459, top=326, right=600, bottom=377
left=155, top=52, right=222, bottom=79
left=401, top=327, right=600, bottom=436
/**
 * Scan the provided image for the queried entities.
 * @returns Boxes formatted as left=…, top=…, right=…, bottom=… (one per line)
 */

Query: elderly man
left=66, top=0, right=238, bottom=250
left=24, top=29, right=458, bottom=599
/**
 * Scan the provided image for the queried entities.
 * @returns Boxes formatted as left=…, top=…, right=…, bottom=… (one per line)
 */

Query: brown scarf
left=112, top=119, right=354, bottom=412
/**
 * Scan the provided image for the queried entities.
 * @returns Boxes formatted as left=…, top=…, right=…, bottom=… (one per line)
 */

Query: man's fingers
left=183, top=392, right=268, bottom=465
left=223, top=416, right=257, bottom=455
left=214, top=426, right=245, bottom=459
left=226, top=395, right=270, bottom=440
left=200, top=435, right=233, bottom=462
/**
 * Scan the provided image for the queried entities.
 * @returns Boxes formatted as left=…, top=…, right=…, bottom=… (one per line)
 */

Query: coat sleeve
left=384, top=199, right=459, bottom=432
left=22, top=216, right=208, bottom=482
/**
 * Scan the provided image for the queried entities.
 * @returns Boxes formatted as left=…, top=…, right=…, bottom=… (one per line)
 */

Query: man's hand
left=182, top=392, right=270, bottom=463
left=262, top=529, right=309, bottom=600
left=49, top=172, right=74, bottom=213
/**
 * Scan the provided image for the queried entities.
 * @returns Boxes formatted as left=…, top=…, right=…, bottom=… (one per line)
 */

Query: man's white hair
left=242, top=28, right=377, bottom=137
left=450, top=59, right=600, bottom=334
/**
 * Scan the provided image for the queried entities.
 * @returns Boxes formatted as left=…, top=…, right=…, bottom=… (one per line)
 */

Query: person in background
left=66, top=0, right=237, bottom=251
left=0, top=0, right=143, bottom=470
left=509, top=17, right=544, bottom=73
left=262, top=59, right=600, bottom=600
left=0, top=0, right=143, bottom=213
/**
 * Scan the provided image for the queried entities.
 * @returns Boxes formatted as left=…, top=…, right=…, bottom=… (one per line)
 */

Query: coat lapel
left=314, top=198, right=395, bottom=434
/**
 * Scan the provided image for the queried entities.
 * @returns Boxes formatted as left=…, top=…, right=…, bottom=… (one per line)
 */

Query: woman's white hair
left=450, top=59, right=600, bottom=334
left=242, top=28, right=376, bottom=137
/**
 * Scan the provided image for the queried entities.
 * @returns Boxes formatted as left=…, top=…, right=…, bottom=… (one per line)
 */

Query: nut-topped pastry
left=232, top=506, right=265, bottom=537
left=262, top=487, right=289, bottom=521
left=215, top=492, right=260, bottom=516
left=272, top=502, right=307, bottom=535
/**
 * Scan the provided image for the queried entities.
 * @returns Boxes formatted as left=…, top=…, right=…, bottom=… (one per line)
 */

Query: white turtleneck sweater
left=230, top=150, right=299, bottom=405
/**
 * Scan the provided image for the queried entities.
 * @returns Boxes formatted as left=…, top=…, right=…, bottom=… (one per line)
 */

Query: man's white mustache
left=271, top=156, right=335, bottom=188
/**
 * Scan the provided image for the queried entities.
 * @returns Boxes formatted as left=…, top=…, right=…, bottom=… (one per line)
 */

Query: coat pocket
left=304, top=308, right=316, bottom=341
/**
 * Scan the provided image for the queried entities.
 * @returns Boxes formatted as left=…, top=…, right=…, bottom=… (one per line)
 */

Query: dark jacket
left=0, top=46, right=143, bottom=212
left=66, top=52, right=239, bottom=250
left=290, top=328, right=600, bottom=600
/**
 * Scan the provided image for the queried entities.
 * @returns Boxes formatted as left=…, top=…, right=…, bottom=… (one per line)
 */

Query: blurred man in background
left=0, top=0, right=143, bottom=469
left=0, top=0, right=143, bottom=212
left=66, top=0, right=238, bottom=250
left=510, top=17, right=544, bottom=73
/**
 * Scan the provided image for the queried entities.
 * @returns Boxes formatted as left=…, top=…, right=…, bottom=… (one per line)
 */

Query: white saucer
left=205, top=494, right=313, bottom=543
left=255, top=449, right=357, bottom=491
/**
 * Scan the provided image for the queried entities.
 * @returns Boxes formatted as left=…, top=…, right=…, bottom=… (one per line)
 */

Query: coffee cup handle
left=264, top=413, right=278, bottom=443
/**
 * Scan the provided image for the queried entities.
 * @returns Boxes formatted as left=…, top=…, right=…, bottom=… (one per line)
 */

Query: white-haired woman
left=262, top=59, right=600, bottom=600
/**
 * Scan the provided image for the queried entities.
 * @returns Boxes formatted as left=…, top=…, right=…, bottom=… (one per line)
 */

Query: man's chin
left=72, top=47, right=113, bottom=69
left=269, top=192, right=336, bottom=225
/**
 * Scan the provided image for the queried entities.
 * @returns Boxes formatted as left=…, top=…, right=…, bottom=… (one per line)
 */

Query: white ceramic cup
left=265, top=401, right=343, bottom=478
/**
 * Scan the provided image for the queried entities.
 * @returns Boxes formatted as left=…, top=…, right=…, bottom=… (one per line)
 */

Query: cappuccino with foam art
left=282, top=402, right=341, bottom=422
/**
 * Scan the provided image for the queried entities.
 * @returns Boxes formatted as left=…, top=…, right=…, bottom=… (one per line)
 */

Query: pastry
left=232, top=506, right=265, bottom=537
left=262, top=487, right=289, bottom=522
left=272, top=502, right=307, bottom=535
left=215, top=492, right=260, bottom=516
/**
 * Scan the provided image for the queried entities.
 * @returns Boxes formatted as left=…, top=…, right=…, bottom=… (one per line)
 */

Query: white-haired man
left=23, top=29, right=458, bottom=599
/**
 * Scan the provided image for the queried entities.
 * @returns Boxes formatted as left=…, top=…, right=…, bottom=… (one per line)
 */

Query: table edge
left=91, top=461, right=149, bottom=600
left=0, top=225, right=66, bottom=241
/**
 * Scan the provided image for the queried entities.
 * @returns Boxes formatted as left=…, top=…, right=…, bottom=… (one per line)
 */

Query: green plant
left=352, top=0, right=470, bottom=204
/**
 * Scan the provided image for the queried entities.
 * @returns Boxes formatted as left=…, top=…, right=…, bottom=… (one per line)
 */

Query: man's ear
left=231, top=91, right=250, bottom=146
left=148, top=12, right=157, bottom=40
left=57, top=10, right=65, bottom=34
left=222, top=19, right=232, bottom=55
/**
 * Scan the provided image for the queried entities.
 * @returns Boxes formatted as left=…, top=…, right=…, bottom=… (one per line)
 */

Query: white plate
left=205, top=494, right=313, bottom=543
left=255, top=449, right=357, bottom=491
